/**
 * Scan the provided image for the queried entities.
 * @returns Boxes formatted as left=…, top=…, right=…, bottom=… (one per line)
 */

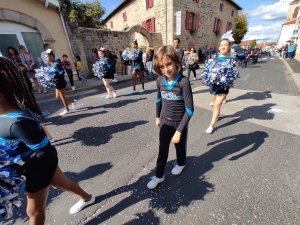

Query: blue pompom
left=35, top=67, right=57, bottom=88
left=201, top=57, right=240, bottom=89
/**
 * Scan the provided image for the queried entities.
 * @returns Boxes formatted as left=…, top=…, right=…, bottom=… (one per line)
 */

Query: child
left=75, top=56, right=88, bottom=84
left=62, top=54, right=76, bottom=90
left=45, top=50, right=77, bottom=116
left=98, top=48, right=117, bottom=99
left=147, top=45, right=194, bottom=189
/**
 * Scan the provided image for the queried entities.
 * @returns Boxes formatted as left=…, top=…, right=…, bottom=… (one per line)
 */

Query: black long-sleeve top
left=156, top=74, right=194, bottom=133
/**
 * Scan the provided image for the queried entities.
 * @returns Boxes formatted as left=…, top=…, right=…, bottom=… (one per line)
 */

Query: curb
left=35, top=77, right=132, bottom=102
left=281, top=57, right=300, bottom=90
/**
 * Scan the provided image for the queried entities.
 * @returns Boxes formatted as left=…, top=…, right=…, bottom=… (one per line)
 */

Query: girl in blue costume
left=44, top=50, right=77, bottom=116
left=93, top=48, right=117, bottom=99
left=0, top=57, right=95, bottom=224
left=201, top=30, right=240, bottom=134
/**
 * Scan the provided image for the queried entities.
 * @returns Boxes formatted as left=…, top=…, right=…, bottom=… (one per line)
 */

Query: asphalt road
left=2, top=57, right=300, bottom=225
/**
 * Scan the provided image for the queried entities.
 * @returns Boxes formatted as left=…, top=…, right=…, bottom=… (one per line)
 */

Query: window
left=226, top=22, right=232, bottom=31
left=110, top=21, right=113, bottom=28
left=231, top=10, right=234, bottom=17
left=213, top=18, right=222, bottom=33
left=123, top=12, right=127, bottom=21
left=146, top=0, right=154, bottom=9
left=185, top=10, right=200, bottom=31
left=142, top=17, right=155, bottom=32
left=220, top=3, right=224, bottom=12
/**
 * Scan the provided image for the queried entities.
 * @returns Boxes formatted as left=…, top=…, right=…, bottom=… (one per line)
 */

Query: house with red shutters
left=104, top=0, right=242, bottom=49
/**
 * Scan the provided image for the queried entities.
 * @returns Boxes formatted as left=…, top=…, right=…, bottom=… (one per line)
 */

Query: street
left=3, top=57, right=300, bottom=225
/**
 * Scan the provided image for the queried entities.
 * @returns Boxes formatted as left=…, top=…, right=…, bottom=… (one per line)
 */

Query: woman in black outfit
left=0, top=57, right=95, bottom=225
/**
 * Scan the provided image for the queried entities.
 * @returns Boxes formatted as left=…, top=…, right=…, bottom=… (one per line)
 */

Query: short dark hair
left=43, top=43, right=50, bottom=49
left=75, top=56, right=81, bottom=61
left=174, top=38, right=181, bottom=43
left=62, top=54, right=68, bottom=58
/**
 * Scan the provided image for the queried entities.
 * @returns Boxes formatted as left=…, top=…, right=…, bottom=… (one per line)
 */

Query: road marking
left=68, top=103, right=84, bottom=107
left=270, top=108, right=283, bottom=113
left=98, top=97, right=106, bottom=101
left=262, top=58, right=268, bottom=59
left=271, top=58, right=275, bottom=59
left=145, top=86, right=152, bottom=89
left=42, top=111, right=51, bottom=117
left=123, top=90, right=133, bottom=95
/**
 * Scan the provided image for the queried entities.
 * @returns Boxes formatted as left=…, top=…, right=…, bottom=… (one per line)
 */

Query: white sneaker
left=49, top=138, right=56, bottom=143
left=72, top=100, right=77, bottom=109
left=222, top=99, right=226, bottom=104
left=113, top=92, right=117, bottom=98
left=171, top=164, right=185, bottom=175
left=112, top=79, right=118, bottom=82
left=131, top=90, right=136, bottom=94
left=205, top=125, right=214, bottom=134
left=147, top=176, right=165, bottom=189
left=69, top=195, right=95, bottom=215
left=72, top=86, right=76, bottom=91
left=193, top=78, right=196, bottom=81
left=105, top=95, right=111, bottom=99
left=59, top=110, right=69, bottom=116
left=210, top=102, right=214, bottom=106
left=139, top=89, right=145, bottom=93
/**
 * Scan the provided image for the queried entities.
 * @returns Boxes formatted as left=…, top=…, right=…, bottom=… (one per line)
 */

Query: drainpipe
left=58, top=7, right=75, bottom=63
left=165, top=0, right=167, bottom=44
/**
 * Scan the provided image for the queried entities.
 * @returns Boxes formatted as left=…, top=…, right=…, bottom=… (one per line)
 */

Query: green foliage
left=233, top=12, right=249, bottom=44
left=250, top=40, right=257, bottom=48
left=59, top=0, right=105, bottom=28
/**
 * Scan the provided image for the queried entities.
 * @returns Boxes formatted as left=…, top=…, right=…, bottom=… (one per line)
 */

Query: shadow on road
left=217, top=103, right=275, bottom=130
left=85, top=131, right=268, bottom=224
left=192, top=88, right=210, bottom=95
left=122, top=210, right=160, bottom=225
left=54, top=120, right=148, bottom=147
left=227, top=91, right=272, bottom=103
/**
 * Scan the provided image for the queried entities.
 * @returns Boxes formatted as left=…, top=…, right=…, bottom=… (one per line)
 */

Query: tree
left=233, top=12, right=249, bottom=44
left=250, top=40, right=257, bottom=48
left=59, top=0, right=105, bottom=28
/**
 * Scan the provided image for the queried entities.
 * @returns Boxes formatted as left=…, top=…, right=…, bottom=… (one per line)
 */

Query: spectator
left=91, top=48, right=99, bottom=63
left=119, top=47, right=127, bottom=75
left=19, top=45, right=45, bottom=93
left=105, top=45, right=118, bottom=82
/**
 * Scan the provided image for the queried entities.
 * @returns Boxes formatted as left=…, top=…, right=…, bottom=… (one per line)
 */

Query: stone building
left=104, top=0, right=242, bottom=50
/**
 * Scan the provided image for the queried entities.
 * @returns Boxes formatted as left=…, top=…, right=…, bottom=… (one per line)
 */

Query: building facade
left=0, top=0, right=73, bottom=66
left=277, top=0, right=299, bottom=49
left=104, top=0, right=242, bottom=50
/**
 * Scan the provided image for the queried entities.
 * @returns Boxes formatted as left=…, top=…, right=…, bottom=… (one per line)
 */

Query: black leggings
left=66, top=70, right=74, bottom=86
left=187, top=67, right=196, bottom=79
left=155, top=118, right=188, bottom=178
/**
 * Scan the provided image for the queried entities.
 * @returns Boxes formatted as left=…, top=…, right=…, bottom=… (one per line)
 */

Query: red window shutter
left=220, top=20, right=223, bottom=32
left=213, top=18, right=218, bottom=32
left=151, top=17, right=155, bottom=32
left=186, top=10, right=191, bottom=30
left=226, top=21, right=228, bottom=31
left=149, top=0, right=154, bottom=8
left=123, top=12, right=127, bottom=21
left=195, top=13, right=200, bottom=31
left=110, top=21, right=113, bottom=28
left=146, top=0, right=149, bottom=9
left=142, top=21, right=147, bottom=29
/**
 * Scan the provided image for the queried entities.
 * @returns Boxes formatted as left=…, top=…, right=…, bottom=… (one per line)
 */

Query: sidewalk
left=281, top=57, right=300, bottom=90
left=33, top=74, right=133, bottom=102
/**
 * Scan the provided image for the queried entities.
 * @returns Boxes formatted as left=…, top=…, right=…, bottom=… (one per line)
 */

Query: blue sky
left=84, top=0, right=294, bottom=42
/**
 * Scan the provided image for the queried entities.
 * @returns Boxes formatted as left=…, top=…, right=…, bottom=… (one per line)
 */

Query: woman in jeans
left=19, top=45, right=46, bottom=93
left=187, top=48, right=199, bottom=81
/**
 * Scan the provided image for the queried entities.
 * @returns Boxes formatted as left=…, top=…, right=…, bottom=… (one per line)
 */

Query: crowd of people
left=0, top=29, right=242, bottom=225
left=277, top=41, right=298, bottom=59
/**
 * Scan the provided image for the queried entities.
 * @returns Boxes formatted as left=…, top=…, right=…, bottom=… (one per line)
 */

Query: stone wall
left=173, top=0, right=238, bottom=50
left=65, top=22, right=162, bottom=77
left=104, top=0, right=172, bottom=45
left=105, top=0, right=239, bottom=49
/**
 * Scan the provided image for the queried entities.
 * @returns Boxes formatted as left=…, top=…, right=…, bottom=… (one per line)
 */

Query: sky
left=83, top=0, right=295, bottom=43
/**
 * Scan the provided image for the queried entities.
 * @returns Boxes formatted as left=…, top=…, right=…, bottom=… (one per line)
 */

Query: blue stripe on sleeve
left=156, top=98, right=162, bottom=103
left=26, top=136, right=49, bottom=150
left=185, top=107, right=193, bottom=117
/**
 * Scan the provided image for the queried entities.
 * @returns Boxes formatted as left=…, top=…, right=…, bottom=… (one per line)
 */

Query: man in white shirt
left=41, top=44, right=58, bottom=66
